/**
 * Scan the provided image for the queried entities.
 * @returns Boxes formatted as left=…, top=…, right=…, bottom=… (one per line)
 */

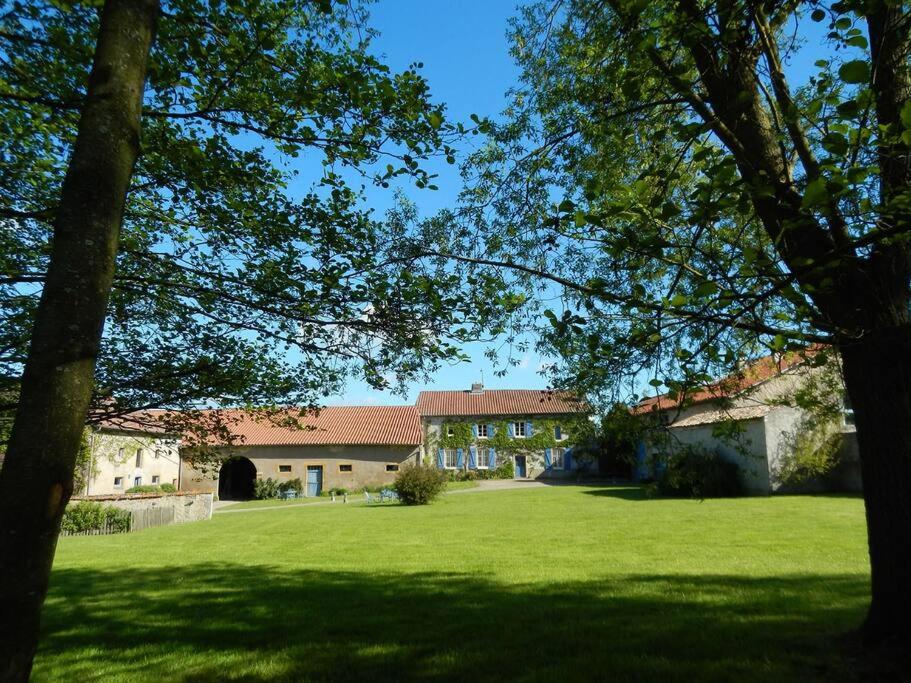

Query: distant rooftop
left=416, top=387, right=585, bottom=417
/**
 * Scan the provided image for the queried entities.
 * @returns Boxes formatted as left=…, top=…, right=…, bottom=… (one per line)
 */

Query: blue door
left=306, top=465, right=323, bottom=497
left=515, top=456, right=527, bottom=478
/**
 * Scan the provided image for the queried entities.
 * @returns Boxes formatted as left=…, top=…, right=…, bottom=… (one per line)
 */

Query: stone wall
left=72, top=491, right=213, bottom=524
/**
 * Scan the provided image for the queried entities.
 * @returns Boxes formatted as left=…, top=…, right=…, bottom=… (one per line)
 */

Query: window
left=133, top=476, right=142, bottom=487
left=386, top=464, right=399, bottom=472
left=279, top=465, right=292, bottom=473
left=554, top=425, right=563, bottom=440
left=477, top=449, right=489, bottom=468
left=476, top=423, right=488, bottom=438
left=113, top=476, right=123, bottom=488
left=444, top=449, right=458, bottom=469
left=513, top=422, right=527, bottom=437
left=152, top=475, right=160, bottom=484
left=551, top=448, right=565, bottom=470
left=843, top=395, right=855, bottom=427
left=446, top=426, right=455, bottom=437
left=135, top=449, right=143, bottom=468
left=172, top=479, right=178, bottom=486
left=117, top=447, right=124, bottom=460
left=339, top=464, right=353, bottom=473
left=155, top=449, right=162, bottom=459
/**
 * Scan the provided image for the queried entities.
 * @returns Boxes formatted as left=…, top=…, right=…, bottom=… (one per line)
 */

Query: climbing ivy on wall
left=434, top=417, right=586, bottom=454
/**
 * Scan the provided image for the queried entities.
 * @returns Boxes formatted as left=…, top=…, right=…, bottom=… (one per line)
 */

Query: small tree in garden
left=393, top=464, right=447, bottom=505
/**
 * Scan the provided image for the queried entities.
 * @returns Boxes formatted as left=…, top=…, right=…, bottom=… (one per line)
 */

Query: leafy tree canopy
left=413, top=0, right=910, bottom=410
left=0, top=0, right=505, bottom=439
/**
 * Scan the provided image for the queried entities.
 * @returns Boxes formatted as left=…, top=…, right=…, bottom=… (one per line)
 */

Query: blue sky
left=326, top=1, right=558, bottom=406
left=320, top=3, right=837, bottom=407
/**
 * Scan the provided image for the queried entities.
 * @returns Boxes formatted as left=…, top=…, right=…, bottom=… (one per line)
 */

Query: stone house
left=82, top=414, right=181, bottom=495
left=416, top=384, right=588, bottom=479
left=633, top=352, right=861, bottom=494
left=180, top=405, right=422, bottom=499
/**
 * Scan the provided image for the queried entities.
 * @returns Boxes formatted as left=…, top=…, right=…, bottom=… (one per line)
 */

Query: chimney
left=469, top=382, right=484, bottom=395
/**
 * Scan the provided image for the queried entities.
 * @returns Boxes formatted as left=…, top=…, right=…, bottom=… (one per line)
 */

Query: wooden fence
left=130, top=506, right=175, bottom=532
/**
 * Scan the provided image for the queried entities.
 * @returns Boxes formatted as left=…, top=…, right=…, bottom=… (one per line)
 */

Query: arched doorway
left=218, top=457, right=256, bottom=500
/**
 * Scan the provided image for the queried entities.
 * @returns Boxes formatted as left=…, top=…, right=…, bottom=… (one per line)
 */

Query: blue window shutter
left=526, top=421, right=533, bottom=436
left=469, top=446, right=477, bottom=469
left=472, top=423, right=478, bottom=438
left=554, top=425, right=561, bottom=440
left=488, top=423, right=495, bottom=437
left=565, top=448, right=573, bottom=471
left=508, top=423, right=515, bottom=437
left=489, top=448, right=496, bottom=468
left=544, top=448, right=552, bottom=469
left=456, top=448, right=464, bottom=468
left=437, top=448, right=444, bottom=469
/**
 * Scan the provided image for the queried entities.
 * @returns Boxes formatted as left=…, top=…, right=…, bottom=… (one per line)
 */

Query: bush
left=253, top=477, right=280, bottom=499
left=655, top=447, right=743, bottom=498
left=125, top=484, right=176, bottom=494
left=393, top=463, right=447, bottom=505
left=62, top=501, right=131, bottom=534
left=278, top=478, right=303, bottom=496
left=326, top=487, right=348, bottom=496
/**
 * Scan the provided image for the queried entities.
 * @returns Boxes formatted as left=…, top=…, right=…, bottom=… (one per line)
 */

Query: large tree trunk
left=839, top=324, right=911, bottom=648
left=0, top=1, right=157, bottom=679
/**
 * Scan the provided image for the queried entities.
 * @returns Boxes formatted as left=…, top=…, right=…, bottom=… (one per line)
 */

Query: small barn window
left=114, top=477, right=123, bottom=488
left=117, top=447, right=125, bottom=460
left=339, top=464, right=353, bottom=473
left=279, top=465, right=292, bottom=473
left=513, top=422, right=527, bottom=437
left=386, top=464, right=399, bottom=472
left=152, top=475, right=160, bottom=484
left=446, top=426, right=455, bottom=437
left=133, top=476, right=142, bottom=487
left=476, top=423, right=488, bottom=438
left=135, top=449, right=143, bottom=468
left=155, top=449, right=162, bottom=459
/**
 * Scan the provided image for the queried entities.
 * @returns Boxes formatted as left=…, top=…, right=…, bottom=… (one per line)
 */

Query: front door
left=306, top=465, right=323, bottom=497
left=515, top=456, right=527, bottom=479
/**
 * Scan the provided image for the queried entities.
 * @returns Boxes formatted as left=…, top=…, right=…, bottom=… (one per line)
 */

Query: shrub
left=253, top=477, right=280, bottom=499
left=278, top=478, right=303, bottom=495
left=326, top=487, right=348, bottom=496
left=655, top=447, right=743, bottom=498
left=393, top=463, right=447, bottom=505
left=62, top=501, right=131, bottom=534
left=126, top=484, right=177, bottom=494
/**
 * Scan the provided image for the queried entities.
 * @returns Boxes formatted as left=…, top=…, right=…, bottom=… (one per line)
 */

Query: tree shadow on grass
left=580, top=485, right=651, bottom=501
left=35, top=565, right=868, bottom=682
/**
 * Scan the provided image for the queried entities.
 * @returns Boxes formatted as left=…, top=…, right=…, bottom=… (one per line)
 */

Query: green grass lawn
left=218, top=481, right=479, bottom=511
left=34, top=486, right=869, bottom=681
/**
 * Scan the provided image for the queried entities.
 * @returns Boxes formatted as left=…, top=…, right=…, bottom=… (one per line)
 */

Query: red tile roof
left=632, top=349, right=815, bottom=415
left=92, top=409, right=177, bottom=435
left=416, top=389, right=585, bottom=417
left=198, top=405, right=422, bottom=447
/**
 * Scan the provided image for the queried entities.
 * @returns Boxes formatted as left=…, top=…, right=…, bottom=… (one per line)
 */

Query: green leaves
left=838, top=59, right=869, bottom=84
left=801, top=178, right=829, bottom=209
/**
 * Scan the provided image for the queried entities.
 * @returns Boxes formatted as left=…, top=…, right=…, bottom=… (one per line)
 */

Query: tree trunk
left=0, top=1, right=157, bottom=679
left=839, top=324, right=911, bottom=648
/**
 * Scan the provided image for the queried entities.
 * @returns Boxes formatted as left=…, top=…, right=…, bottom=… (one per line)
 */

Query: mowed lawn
left=34, top=486, right=869, bottom=682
